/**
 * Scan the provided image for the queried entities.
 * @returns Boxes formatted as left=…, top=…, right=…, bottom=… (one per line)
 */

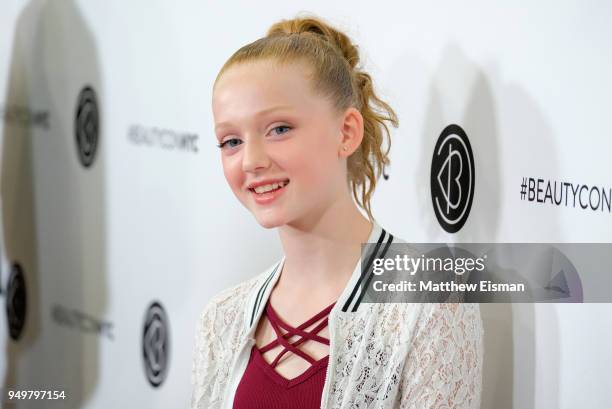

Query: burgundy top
left=233, top=299, right=336, bottom=409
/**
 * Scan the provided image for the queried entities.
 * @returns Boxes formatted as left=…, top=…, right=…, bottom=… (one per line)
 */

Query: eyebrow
left=214, top=105, right=294, bottom=132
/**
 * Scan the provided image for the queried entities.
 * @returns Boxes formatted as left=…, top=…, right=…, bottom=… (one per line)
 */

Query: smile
left=249, top=180, right=290, bottom=205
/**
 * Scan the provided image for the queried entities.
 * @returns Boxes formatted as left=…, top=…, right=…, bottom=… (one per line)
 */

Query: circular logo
left=6, top=263, right=26, bottom=341
left=142, top=301, right=169, bottom=387
left=75, top=86, right=99, bottom=167
left=431, top=124, right=475, bottom=233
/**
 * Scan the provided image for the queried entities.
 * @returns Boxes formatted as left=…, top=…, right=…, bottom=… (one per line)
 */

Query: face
left=212, top=60, right=354, bottom=229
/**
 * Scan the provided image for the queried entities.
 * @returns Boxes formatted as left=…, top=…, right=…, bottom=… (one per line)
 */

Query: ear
left=338, top=107, right=364, bottom=157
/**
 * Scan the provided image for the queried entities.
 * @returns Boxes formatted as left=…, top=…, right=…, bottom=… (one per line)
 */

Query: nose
left=242, top=136, right=270, bottom=173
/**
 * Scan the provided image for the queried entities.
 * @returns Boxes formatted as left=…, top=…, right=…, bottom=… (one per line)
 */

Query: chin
left=253, top=212, right=287, bottom=229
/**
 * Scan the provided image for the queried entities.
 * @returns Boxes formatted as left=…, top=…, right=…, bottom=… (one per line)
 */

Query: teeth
left=253, top=180, right=288, bottom=194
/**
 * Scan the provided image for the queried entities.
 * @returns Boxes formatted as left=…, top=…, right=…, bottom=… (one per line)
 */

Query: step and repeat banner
left=0, top=1, right=610, bottom=408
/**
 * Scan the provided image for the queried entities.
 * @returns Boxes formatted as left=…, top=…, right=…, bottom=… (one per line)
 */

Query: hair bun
left=267, top=15, right=360, bottom=69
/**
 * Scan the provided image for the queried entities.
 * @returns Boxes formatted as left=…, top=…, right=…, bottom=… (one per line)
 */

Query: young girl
left=192, top=14, right=483, bottom=409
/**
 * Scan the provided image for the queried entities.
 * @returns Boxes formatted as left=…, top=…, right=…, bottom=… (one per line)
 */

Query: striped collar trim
left=246, top=222, right=394, bottom=330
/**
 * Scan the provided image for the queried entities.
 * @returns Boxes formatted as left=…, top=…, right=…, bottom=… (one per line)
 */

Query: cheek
left=286, top=132, right=339, bottom=189
left=221, top=155, right=245, bottom=194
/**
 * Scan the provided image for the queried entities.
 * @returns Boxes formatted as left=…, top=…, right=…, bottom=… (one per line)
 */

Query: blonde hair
left=213, top=13, right=399, bottom=222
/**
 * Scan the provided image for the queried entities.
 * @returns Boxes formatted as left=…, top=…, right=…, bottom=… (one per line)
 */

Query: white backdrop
left=0, top=1, right=611, bottom=408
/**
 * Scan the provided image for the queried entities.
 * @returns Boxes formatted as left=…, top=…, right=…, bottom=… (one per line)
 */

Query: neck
left=274, top=198, right=374, bottom=302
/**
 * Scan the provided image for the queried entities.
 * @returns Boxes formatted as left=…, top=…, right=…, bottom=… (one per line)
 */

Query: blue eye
left=217, top=138, right=242, bottom=149
left=270, top=125, right=291, bottom=135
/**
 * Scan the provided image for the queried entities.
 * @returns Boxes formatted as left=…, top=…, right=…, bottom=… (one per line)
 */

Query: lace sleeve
left=190, top=302, right=216, bottom=409
left=398, top=303, right=483, bottom=409
left=189, top=276, right=260, bottom=409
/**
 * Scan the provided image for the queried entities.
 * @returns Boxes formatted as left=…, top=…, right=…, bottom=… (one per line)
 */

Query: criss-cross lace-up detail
left=259, top=299, right=335, bottom=371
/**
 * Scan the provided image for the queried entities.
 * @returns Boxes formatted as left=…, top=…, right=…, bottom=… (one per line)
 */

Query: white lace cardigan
left=191, top=222, right=484, bottom=409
